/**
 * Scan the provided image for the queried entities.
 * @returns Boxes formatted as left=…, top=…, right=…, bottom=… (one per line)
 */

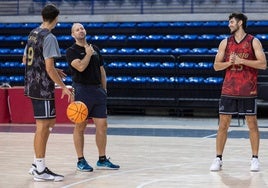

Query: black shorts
left=72, top=82, right=107, bottom=118
left=219, top=96, right=257, bottom=115
left=31, top=99, right=56, bottom=119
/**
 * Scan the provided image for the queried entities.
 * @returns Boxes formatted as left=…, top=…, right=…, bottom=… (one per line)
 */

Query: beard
left=230, top=26, right=239, bottom=34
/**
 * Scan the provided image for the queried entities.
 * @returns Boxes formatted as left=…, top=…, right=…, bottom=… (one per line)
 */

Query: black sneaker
left=33, top=167, right=64, bottom=182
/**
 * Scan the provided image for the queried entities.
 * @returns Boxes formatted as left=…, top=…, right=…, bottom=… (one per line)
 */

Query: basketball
left=66, top=101, right=88, bottom=124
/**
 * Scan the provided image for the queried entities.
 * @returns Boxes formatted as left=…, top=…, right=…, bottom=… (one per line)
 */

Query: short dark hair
left=229, top=12, right=247, bottom=30
left=41, top=4, right=60, bottom=23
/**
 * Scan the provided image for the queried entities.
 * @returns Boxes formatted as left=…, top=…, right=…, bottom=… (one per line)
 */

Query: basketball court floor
left=1, top=115, right=268, bottom=188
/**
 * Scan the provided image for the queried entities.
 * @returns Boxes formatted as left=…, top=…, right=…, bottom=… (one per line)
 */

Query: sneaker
left=33, top=167, right=64, bottom=182
left=210, top=157, right=222, bottom=171
left=96, top=158, right=120, bottom=170
left=28, top=163, right=36, bottom=175
left=250, top=158, right=260, bottom=172
left=77, top=159, right=93, bottom=172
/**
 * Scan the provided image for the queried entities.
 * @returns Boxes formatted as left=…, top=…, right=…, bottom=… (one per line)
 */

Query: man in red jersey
left=210, top=12, right=267, bottom=172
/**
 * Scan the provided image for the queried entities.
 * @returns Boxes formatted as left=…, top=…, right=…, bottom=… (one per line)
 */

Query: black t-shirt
left=66, top=44, right=104, bottom=85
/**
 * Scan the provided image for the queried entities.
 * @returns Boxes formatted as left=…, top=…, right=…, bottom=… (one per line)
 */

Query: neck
left=76, top=39, right=87, bottom=47
left=40, top=22, right=54, bottom=31
left=234, top=30, right=246, bottom=42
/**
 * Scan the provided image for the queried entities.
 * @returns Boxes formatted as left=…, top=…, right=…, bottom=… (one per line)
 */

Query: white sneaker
left=33, top=167, right=64, bottom=182
left=250, top=158, right=260, bottom=172
left=28, top=164, right=36, bottom=175
left=210, top=157, right=222, bottom=171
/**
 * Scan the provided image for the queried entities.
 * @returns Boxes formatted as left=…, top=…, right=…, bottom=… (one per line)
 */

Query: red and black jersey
left=221, top=34, right=258, bottom=97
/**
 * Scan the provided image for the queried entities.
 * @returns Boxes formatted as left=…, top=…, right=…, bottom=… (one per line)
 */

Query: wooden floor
left=1, top=115, right=268, bottom=188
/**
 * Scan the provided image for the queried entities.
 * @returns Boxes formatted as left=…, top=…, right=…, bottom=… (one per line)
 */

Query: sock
left=78, top=156, right=85, bottom=162
left=99, top=155, right=107, bottom=162
left=216, top=155, right=222, bottom=160
left=35, top=158, right=46, bottom=172
left=252, top=155, right=258, bottom=158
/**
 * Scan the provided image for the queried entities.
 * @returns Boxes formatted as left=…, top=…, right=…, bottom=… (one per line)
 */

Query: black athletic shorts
left=72, top=82, right=107, bottom=118
left=31, top=98, right=56, bottom=119
left=219, top=96, right=257, bottom=115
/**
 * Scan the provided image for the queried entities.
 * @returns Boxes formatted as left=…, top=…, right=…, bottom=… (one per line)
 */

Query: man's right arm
left=214, top=39, right=233, bottom=71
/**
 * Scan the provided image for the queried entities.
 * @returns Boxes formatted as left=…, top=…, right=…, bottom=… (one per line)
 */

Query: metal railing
left=1, top=0, right=268, bottom=16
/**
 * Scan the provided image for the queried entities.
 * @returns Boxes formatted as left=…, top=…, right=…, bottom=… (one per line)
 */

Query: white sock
left=35, top=158, right=46, bottom=172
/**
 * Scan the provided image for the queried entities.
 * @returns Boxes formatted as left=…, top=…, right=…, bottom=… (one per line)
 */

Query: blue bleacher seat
left=162, top=35, right=180, bottom=40
left=56, top=23, right=72, bottom=28
left=185, top=77, right=204, bottom=83
left=254, top=21, right=268, bottom=26
left=172, top=77, right=186, bottom=83
left=101, top=48, right=118, bottom=54
left=143, top=62, right=161, bottom=68
left=204, top=77, right=223, bottom=84
left=179, top=62, right=195, bottom=69
left=5, top=23, right=23, bottom=28
left=128, top=35, right=146, bottom=40
left=85, top=23, right=103, bottom=28
left=109, top=35, right=127, bottom=41
left=203, top=21, right=219, bottom=27
left=57, top=35, right=73, bottom=41
left=169, top=22, right=186, bottom=27
left=146, top=35, right=163, bottom=40
left=21, top=23, right=39, bottom=28
left=153, top=48, right=172, bottom=54
left=196, top=62, right=213, bottom=69
left=118, top=48, right=136, bottom=54
left=107, top=62, right=127, bottom=68
left=126, top=62, right=143, bottom=68
left=103, top=22, right=120, bottom=28
left=160, top=62, right=175, bottom=68
left=189, top=48, right=208, bottom=54
left=136, top=48, right=154, bottom=54
left=208, top=48, right=218, bottom=54
left=0, top=48, right=11, bottom=54
left=216, top=34, right=229, bottom=40
left=198, top=34, right=216, bottom=40
left=256, top=34, right=268, bottom=40
left=153, top=22, right=169, bottom=27
left=137, top=22, right=154, bottom=28
left=91, top=35, right=109, bottom=41
left=171, top=48, right=190, bottom=55
left=119, top=22, right=136, bottom=28
left=4, top=36, right=22, bottom=41
left=185, top=21, right=203, bottom=27
left=181, top=34, right=198, bottom=40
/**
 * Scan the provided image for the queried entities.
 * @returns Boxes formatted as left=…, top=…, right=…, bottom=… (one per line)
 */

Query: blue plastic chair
left=160, top=62, right=175, bottom=68
left=91, top=35, right=109, bottom=41
left=119, top=22, right=136, bottom=28
left=109, top=35, right=127, bottom=41
left=198, top=34, right=216, bottom=40
left=136, top=48, right=154, bottom=54
left=145, top=35, right=163, bottom=40
left=128, top=35, right=146, bottom=41
left=0, top=48, right=11, bottom=54
left=171, top=48, right=190, bottom=55
left=118, top=48, right=136, bottom=54
left=101, top=48, right=118, bottom=54
left=137, top=22, right=154, bottom=28
left=103, top=22, right=120, bottom=28
left=189, top=48, right=208, bottom=54
left=162, top=35, right=180, bottom=40
left=256, top=34, right=268, bottom=40
left=153, top=48, right=172, bottom=54
left=180, top=34, right=198, bottom=40
left=4, top=35, right=21, bottom=41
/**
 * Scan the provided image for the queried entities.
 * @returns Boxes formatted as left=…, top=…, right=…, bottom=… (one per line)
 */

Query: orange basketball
left=66, top=101, right=88, bottom=124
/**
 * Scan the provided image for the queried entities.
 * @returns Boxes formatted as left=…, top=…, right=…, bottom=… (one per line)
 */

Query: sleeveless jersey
left=24, top=27, right=55, bottom=99
left=221, top=34, right=258, bottom=97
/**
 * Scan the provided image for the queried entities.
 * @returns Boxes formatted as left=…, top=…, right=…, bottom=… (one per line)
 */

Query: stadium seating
left=0, top=20, right=268, bottom=116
